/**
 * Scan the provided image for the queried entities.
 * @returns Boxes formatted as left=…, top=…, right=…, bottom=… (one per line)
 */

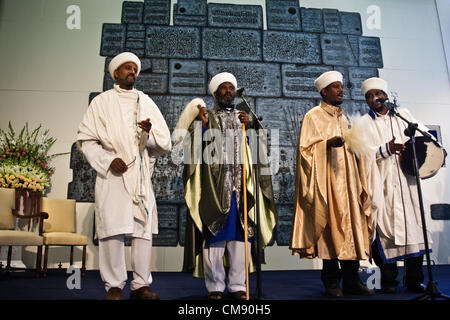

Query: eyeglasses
left=126, top=156, right=136, bottom=168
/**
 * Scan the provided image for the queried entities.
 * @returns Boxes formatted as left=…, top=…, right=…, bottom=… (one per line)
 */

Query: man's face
left=214, top=82, right=236, bottom=107
left=114, top=62, right=138, bottom=89
left=321, top=81, right=343, bottom=106
left=365, top=89, right=388, bottom=113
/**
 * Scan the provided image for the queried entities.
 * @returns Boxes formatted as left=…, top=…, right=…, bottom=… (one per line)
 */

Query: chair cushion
left=41, top=198, right=76, bottom=233
left=43, top=232, right=88, bottom=245
left=0, top=230, right=43, bottom=246
left=0, top=188, right=16, bottom=229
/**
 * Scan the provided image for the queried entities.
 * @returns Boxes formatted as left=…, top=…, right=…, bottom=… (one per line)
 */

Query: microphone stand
left=237, top=90, right=264, bottom=300
left=387, top=101, right=449, bottom=300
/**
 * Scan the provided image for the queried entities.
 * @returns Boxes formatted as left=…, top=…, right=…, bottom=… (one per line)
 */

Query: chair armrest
left=11, top=209, right=49, bottom=235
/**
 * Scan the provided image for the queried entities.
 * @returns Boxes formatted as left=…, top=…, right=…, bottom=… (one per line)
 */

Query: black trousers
left=321, top=259, right=361, bottom=288
left=371, top=241, right=424, bottom=288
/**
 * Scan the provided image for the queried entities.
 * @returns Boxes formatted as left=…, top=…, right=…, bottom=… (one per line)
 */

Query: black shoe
left=406, top=283, right=426, bottom=293
left=343, top=281, right=375, bottom=296
left=380, top=285, right=397, bottom=294
left=324, top=284, right=344, bottom=298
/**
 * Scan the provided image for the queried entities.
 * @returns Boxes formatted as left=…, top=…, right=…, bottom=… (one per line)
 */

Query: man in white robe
left=77, top=52, right=171, bottom=300
left=355, top=77, right=446, bottom=293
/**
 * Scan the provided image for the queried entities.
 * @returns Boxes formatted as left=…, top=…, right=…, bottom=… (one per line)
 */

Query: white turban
left=361, top=77, right=388, bottom=96
left=314, top=71, right=343, bottom=93
left=209, top=72, right=237, bottom=95
left=108, top=52, right=141, bottom=80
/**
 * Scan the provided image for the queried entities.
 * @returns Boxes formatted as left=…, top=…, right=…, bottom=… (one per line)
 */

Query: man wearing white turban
left=180, top=72, right=277, bottom=300
left=353, top=77, right=447, bottom=293
left=77, top=52, right=171, bottom=300
left=290, top=71, right=374, bottom=298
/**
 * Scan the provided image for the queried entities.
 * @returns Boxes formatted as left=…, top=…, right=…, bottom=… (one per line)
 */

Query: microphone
left=236, top=87, right=245, bottom=98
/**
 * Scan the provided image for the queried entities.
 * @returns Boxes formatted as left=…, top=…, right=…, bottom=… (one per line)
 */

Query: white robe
left=355, top=108, right=431, bottom=263
left=77, top=84, right=171, bottom=240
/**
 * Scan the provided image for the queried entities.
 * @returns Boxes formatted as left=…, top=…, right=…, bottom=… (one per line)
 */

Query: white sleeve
left=79, top=140, right=117, bottom=178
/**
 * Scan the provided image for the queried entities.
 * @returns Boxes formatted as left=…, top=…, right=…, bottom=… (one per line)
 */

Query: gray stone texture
left=169, top=60, right=206, bottom=95
left=321, top=34, right=357, bottom=66
left=282, top=64, right=332, bottom=98
left=146, top=26, right=201, bottom=58
left=266, top=0, right=300, bottom=31
left=121, top=1, right=144, bottom=24
left=208, top=3, right=263, bottom=29
left=301, top=7, right=323, bottom=33
left=173, top=0, right=207, bottom=26
left=263, top=31, right=321, bottom=64
left=143, top=0, right=170, bottom=25
left=100, top=24, right=126, bottom=57
left=202, top=28, right=262, bottom=61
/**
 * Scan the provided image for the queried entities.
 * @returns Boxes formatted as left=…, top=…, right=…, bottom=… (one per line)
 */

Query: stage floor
left=1, top=265, right=450, bottom=301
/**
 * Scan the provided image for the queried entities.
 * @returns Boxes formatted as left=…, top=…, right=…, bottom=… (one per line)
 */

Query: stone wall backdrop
left=68, top=0, right=383, bottom=247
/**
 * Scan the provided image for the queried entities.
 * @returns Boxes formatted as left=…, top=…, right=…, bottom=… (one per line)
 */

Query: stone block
left=300, top=7, right=323, bottom=33
left=146, top=26, right=201, bottom=58
left=282, top=64, right=332, bottom=98
left=121, top=1, right=144, bottom=24
left=100, top=23, right=126, bottom=56
left=202, top=28, right=262, bottom=61
left=275, top=203, right=293, bottom=246
left=348, top=67, right=379, bottom=100
left=340, top=11, right=362, bottom=35
left=208, top=3, right=263, bottom=29
left=323, top=8, right=341, bottom=34
left=173, top=0, right=207, bottom=26
left=332, top=66, right=351, bottom=100
left=266, top=0, right=300, bottom=31
left=125, top=24, right=146, bottom=56
left=144, top=0, right=170, bottom=25
left=358, top=36, right=383, bottom=68
left=153, top=229, right=178, bottom=246
left=208, top=61, right=281, bottom=97
left=321, top=34, right=357, bottom=66
left=263, top=31, right=321, bottom=64
left=342, top=99, right=369, bottom=116
left=256, top=98, right=315, bottom=147
left=169, top=60, right=206, bottom=95
left=151, top=59, right=169, bottom=73
left=67, top=143, right=96, bottom=202
left=135, top=73, right=168, bottom=94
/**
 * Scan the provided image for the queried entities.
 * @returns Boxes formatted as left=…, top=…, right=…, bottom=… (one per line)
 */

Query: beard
left=217, top=93, right=234, bottom=107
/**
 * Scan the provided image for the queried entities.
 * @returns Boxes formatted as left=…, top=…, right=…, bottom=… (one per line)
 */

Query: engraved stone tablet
left=173, top=0, right=207, bottom=26
left=358, top=36, right=383, bottom=68
left=100, top=24, right=126, bottom=56
left=156, top=204, right=178, bottom=229
left=301, top=7, right=323, bottom=33
left=153, top=229, right=178, bottom=246
left=275, top=203, right=293, bottom=246
left=348, top=67, right=379, bottom=100
left=126, top=24, right=145, bottom=56
left=208, top=61, right=281, bottom=97
left=323, top=8, right=341, bottom=34
left=282, top=64, right=332, bottom=98
left=151, top=59, right=169, bottom=73
left=121, top=1, right=144, bottom=24
left=321, top=34, right=357, bottom=66
left=263, top=31, right=320, bottom=64
left=135, top=73, right=168, bottom=94
left=340, top=11, right=362, bottom=35
left=256, top=98, right=315, bottom=147
left=342, top=99, right=369, bottom=115
left=178, top=205, right=187, bottom=246
left=103, top=72, right=114, bottom=91
left=169, top=60, right=206, bottom=95
left=144, top=0, right=170, bottom=25
left=146, top=26, right=201, bottom=58
left=266, top=0, right=300, bottom=31
left=202, top=28, right=262, bottom=61
left=208, top=3, right=263, bottom=29
left=67, top=143, right=96, bottom=202
left=332, top=66, right=351, bottom=100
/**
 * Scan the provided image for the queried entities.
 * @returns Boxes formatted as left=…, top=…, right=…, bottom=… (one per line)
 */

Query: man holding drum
left=354, top=77, right=446, bottom=294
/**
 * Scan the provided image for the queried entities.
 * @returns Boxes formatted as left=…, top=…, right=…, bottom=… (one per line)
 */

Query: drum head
left=400, top=136, right=444, bottom=179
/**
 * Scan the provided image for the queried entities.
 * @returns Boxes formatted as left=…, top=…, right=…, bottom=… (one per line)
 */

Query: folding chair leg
left=70, top=246, right=74, bottom=266
left=43, top=245, right=49, bottom=277
left=6, top=246, right=12, bottom=274
left=81, top=245, right=86, bottom=277
left=36, top=245, right=43, bottom=278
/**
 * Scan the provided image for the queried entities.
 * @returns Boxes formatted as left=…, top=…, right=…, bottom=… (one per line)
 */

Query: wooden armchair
left=0, top=187, right=48, bottom=276
left=41, top=197, right=87, bottom=277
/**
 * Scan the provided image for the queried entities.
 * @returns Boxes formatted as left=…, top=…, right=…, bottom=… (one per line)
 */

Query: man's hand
left=198, top=106, right=209, bottom=128
left=138, top=118, right=152, bottom=133
left=110, top=158, right=128, bottom=174
left=327, top=136, right=345, bottom=149
left=238, top=111, right=249, bottom=129
left=388, top=137, right=406, bottom=155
